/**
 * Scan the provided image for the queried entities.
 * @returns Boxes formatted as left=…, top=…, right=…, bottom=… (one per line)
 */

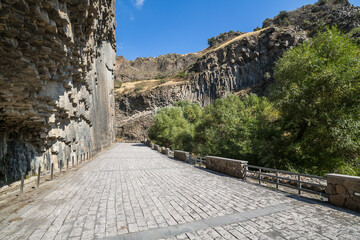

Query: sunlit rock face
left=0, top=0, right=116, bottom=182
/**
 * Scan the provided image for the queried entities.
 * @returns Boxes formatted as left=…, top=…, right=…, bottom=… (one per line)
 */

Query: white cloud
left=132, top=0, right=145, bottom=9
left=129, top=14, right=135, bottom=21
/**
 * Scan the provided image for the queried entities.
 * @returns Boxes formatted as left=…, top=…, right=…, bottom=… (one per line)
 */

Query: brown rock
left=330, top=194, right=345, bottom=207
left=326, top=183, right=337, bottom=195
left=336, top=184, right=347, bottom=196
left=344, top=181, right=360, bottom=193
left=344, top=198, right=359, bottom=211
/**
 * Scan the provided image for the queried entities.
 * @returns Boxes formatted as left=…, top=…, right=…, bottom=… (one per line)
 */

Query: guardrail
left=245, top=165, right=328, bottom=198
left=189, top=155, right=206, bottom=166
left=146, top=141, right=360, bottom=210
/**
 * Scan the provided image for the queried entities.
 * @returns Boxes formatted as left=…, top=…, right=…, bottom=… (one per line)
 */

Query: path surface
left=0, top=143, right=360, bottom=240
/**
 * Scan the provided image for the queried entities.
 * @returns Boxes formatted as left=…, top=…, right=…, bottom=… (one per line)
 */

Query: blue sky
left=116, top=0, right=359, bottom=60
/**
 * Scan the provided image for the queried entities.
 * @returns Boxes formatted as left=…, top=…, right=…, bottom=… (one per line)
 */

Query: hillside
left=115, top=0, right=360, bottom=141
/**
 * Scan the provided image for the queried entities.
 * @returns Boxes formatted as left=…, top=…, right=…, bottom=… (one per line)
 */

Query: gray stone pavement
left=0, top=143, right=359, bottom=240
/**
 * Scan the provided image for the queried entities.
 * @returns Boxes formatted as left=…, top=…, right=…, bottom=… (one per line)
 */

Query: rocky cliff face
left=115, top=0, right=360, bottom=141
left=115, top=53, right=198, bottom=83
left=0, top=0, right=116, bottom=183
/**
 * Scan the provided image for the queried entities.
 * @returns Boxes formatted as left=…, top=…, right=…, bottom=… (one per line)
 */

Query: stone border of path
left=102, top=202, right=299, bottom=240
left=145, top=141, right=360, bottom=212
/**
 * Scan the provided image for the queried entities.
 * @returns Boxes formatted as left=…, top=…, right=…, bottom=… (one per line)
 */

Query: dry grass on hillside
left=115, top=78, right=188, bottom=95
left=198, top=28, right=270, bottom=57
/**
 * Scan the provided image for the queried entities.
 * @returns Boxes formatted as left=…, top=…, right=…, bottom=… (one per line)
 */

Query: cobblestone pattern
left=0, top=143, right=359, bottom=240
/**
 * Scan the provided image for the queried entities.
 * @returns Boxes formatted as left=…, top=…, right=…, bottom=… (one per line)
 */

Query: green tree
left=148, top=101, right=202, bottom=151
left=272, top=27, right=360, bottom=175
left=194, top=94, right=278, bottom=164
left=208, top=37, right=216, bottom=47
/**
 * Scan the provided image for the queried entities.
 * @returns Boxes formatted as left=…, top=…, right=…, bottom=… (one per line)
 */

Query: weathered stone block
left=326, top=183, right=337, bottom=195
left=174, top=150, right=189, bottom=161
left=205, top=156, right=248, bottom=179
left=336, top=184, right=347, bottom=196
left=345, top=198, right=359, bottom=211
left=161, top=147, right=167, bottom=155
left=327, top=174, right=360, bottom=211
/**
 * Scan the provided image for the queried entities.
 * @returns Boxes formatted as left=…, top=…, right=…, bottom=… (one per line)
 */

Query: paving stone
left=0, top=143, right=359, bottom=240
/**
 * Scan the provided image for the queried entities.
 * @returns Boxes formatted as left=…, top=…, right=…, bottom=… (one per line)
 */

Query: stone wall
left=174, top=150, right=189, bottom=161
left=205, top=156, right=248, bottom=179
left=0, top=0, right=116, bottom=183
left=326, top=174, right=360, bottom=211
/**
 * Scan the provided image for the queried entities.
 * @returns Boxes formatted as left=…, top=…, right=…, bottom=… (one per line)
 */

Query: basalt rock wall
left=116, top=27, right=306, bottom=140
left=0, top=0, right=116, bottom=183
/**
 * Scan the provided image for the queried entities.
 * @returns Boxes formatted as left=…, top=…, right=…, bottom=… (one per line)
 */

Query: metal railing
left=189, top=155, right=206, bottom=166
left=245, top=165, right=328, bottom=198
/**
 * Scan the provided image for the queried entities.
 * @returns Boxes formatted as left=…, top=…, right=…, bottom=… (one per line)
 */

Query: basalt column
left=0, top=0, right=116, bottom=182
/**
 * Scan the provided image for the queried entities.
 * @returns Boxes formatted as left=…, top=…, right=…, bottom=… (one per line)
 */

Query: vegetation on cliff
left=149, top=28, right=360, bottom=176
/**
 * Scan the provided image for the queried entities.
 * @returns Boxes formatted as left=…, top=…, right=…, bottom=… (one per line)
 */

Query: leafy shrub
left=159, top=78, right=167, bottom=84
left=254, top=26, right=261, bottom=31
left=272, top=27, right=360, bottom=175
left=317, top=0, right=328, bottom=5
left=155, top=75, right=166, bottom=80
left=208, top=37, right=216, bottom=47
left=175, top=71, right=187, bottom=78
left=279, top=18, right=290, bottom=26
left=264, top=72, right=271, bottom=80
left=277, top=11, right=288, bottom=20
left=303, top=20, right=311, bottom=29
left=134, top=83, right=144, bottom=92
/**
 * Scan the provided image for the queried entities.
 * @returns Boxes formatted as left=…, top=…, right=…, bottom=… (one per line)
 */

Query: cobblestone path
left=1, top=143, right=359, bottom=240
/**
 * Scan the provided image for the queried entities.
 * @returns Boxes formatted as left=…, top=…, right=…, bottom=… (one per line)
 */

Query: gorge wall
left=0, top=0, right=116, bottom=183
left=115, top=0, right=360, bottom=141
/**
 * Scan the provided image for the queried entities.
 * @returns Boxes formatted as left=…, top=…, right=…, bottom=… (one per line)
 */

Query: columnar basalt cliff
left=115, top=0, right=360, bottom=141
left=115, top=53, right=198, bottom=83
left=0, top=0, right=116, bottom=183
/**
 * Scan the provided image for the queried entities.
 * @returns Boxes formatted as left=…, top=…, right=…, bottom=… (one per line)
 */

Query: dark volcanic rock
left=0, top=0, right=116, bottom=183
left=115, top=0, right=360, bottom=141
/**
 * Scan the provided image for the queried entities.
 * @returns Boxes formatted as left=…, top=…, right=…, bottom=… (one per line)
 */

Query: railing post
left=276, top=171, right=279, bottom=189
left=37, top=166, right=41, bottom=187
left=67, top=159, right=69, bottom=170
left=72, top=156, right=74, bottom=167
left=298, top=174, right=301, bottom=195
left=20, top=174, right=24, bottom=194
left=259, top=168, right=262, bottom=185
left=244, top=165, right=248, bottom=181
left=51, top=163, right=54, bottom=180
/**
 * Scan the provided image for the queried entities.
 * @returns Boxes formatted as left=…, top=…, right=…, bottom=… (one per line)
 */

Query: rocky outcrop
left=115, top=0, right=360, bottom=141
left=115, top=53, right=198, bottom=83
left=116, top=27, right=307, bottom=140
left=0, top=0, right=116, bottom=183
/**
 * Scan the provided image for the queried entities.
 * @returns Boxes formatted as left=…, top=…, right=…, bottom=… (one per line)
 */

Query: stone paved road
left=0, top=143, right=359, bottom=240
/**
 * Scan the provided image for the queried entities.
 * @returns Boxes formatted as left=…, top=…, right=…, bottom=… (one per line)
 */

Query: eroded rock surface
left=115, top=0, right=360, bottom=142
left=0, top=0, right=116, bottom=182
left=115, top=53, right=198, bottom=83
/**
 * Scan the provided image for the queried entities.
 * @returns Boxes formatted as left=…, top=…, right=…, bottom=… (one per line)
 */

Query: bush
left=208, top=37, right=216, bottom=47
left=148, top=101, right=202, bottom=151
left=272, top=27, right=360, bottom=175
left=159, top=78, right=167, bottom=84
left=277, top=11, right=288, bottom=20
left=175, top=71, right=187, bottom=78
left=279, top=18, right=290, bottom=26
left=317, top=0, right=328, bottom=5
left=303, top=20, right=311, bottom=29
left=254, top=26, right=261, bottom=31
left=155, top=75, right=166, bottom=80
left=134, top=83, right=144, bottom=92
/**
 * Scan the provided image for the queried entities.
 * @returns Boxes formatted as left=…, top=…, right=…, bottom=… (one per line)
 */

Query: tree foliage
left=271, top=27, right=360, bottom=175
left=148, top=27, right=360, bottom=176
